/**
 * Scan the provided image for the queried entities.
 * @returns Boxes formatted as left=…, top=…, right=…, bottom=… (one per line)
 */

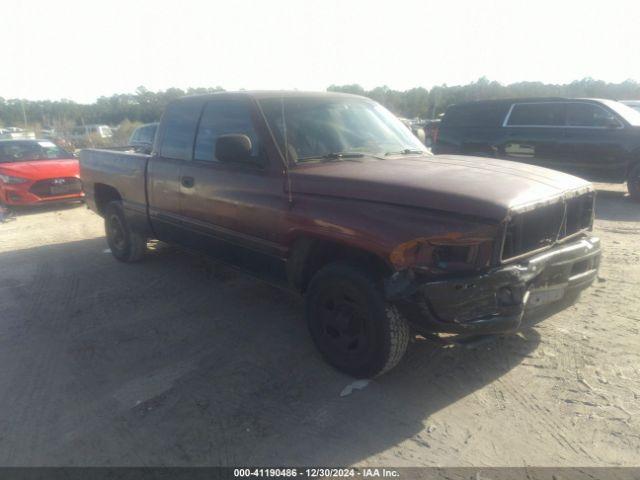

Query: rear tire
left=628, top=163, right=640, bottom=202
left=305, top=263, right=410, bottom=378
left=104, top=201, right=146, bottom=262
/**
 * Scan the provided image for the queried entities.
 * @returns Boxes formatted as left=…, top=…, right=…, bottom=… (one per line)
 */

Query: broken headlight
left=432, top=244, right=478, bottom=269
left=390, top=236, right=494, bottom=273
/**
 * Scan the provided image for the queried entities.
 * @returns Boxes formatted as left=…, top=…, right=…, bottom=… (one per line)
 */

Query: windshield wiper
left=384, top=149, right=426, bottom=156
left=297, top=152, right=366, bottom=162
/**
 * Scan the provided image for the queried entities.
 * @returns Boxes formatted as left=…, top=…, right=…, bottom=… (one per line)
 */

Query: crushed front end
left=387, top=191, right=601, bottom=336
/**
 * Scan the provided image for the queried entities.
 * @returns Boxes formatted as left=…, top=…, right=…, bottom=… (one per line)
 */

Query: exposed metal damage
left=386, top=236, right=601, bottom=337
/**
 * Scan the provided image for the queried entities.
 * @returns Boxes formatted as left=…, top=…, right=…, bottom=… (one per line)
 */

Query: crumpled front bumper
left=388, top=236, right=601, bottom=335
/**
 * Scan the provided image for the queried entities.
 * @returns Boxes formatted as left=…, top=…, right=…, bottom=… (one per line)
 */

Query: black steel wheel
left=104, top=201, right=146, bottom=262
left=305, top=263, right=410, bottom=378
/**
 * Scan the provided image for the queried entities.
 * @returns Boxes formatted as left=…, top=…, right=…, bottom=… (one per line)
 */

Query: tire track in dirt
left=21, top=260, right=54, bottom=337
left=499, top=373, right=594, bottom=460
left=494, top=332, right=600, bottom=463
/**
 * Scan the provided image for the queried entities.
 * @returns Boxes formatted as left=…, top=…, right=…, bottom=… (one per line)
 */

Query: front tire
left=104, top=201, right=146, bottom=262
left=305, top=263, right=410, bottom=378
left=628, top=163, right=640, bottom=202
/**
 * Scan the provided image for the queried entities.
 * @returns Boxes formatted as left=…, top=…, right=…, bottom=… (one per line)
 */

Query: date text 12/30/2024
left=233, top=468, right=400, bottom=478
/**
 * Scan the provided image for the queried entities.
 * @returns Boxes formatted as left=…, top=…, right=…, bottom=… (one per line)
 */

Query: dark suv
left=128, top=122, right=158, bottom=154
left=433, top=98, right=640, bottom=200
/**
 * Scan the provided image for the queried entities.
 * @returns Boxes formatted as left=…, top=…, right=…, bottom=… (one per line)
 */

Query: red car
left=0, top=139, right=83, bottom=206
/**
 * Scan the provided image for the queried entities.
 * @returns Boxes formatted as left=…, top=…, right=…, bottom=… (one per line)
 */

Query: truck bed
left=79, top=148, right=149, bottom=216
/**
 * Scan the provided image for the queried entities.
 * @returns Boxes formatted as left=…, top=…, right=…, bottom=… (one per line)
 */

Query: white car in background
left=0, top=127, right=36, bottom=140
left=69, top=124, right=113, bottom=143
left=621, top=100, right=640, bottom=113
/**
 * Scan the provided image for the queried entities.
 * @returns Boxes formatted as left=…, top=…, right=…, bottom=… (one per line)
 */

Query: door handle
left=181, top=176, right=195, bottom=188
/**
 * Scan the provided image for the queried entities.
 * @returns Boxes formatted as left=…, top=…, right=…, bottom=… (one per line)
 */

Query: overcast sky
left=2, top=0, right=639, bottom=103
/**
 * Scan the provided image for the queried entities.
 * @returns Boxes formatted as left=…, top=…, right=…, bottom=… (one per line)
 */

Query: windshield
left=599, top=99, right=640, bottom=126
left=258, top=96, right=426, bottom=163
left=0, top=140, right=73, bottom=163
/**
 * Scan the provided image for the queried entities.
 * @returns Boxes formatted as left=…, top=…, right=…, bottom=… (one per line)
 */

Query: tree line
left=2, top=78, right=640, bottom=131
left=328, top=77, right=640, bottom=119
left=0, top=86, right=224, bottom=132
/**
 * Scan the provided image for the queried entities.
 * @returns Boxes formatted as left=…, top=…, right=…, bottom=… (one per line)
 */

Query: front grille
left=501, top=193, right=594, bottom=262
left=29, top=177, right=82, bottom=198
left=561, top=193, right=595, bottom=238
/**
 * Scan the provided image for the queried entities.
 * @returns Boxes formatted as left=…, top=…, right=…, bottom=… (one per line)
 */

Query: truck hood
left=0, top=158, right=79, bottom=181
left=288, top=155, right=593, bottom=221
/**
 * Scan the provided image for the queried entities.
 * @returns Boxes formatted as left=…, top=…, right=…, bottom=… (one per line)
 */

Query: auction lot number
left=234, top=468, right=399, bottom=478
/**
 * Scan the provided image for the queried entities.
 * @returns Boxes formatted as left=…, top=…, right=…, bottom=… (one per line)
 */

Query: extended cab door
left=147, top=98, right=203, bottom=242
left=498, top=102, right=566, bottom=169
left=178, top=96, right=288, bottom=274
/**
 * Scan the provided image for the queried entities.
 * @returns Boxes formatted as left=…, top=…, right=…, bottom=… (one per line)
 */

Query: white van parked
left=69, top=124, right=113, bottom=143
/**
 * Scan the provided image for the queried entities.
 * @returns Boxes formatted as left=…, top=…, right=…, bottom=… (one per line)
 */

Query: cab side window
left=566, top=103, right=620, bottom=128
left=443, top=103, right=509, bottom=127
left=160, top=101, right=202, bottom=160
left=194, top=99, right=262, bottom=164
left=507, top=103, right=565, bottom=127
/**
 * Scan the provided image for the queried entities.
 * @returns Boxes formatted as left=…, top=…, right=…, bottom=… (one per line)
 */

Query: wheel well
left=287, top=237, right=393, bottom=294
left=94, top=183, right=122, bottom=215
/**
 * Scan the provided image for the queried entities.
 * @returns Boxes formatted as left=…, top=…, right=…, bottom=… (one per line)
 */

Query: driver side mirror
left=215, top=134, right=254, bottom=164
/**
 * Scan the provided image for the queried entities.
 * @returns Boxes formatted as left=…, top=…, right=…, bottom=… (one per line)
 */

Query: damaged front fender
left=388, top=225, right=498, bottom=272
left=385, top=236, right=601, bottom=335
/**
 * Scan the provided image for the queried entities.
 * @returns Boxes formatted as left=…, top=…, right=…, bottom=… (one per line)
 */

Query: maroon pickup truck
left=80, top=91, right=601, bottom=378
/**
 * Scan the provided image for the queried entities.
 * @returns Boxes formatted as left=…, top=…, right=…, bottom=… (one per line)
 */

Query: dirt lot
left=0, top=184, right=638, bottom=467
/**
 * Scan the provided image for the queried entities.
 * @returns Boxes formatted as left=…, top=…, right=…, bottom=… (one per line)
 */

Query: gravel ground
left=0, top=184, right=638, bottom=467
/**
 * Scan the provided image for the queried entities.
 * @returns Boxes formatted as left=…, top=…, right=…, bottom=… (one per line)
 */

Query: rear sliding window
left=506, top=103, right=565, bottom=126
left=441, top=103, right=509, bottom=127
left=160, top=100, right=202, bottom=160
